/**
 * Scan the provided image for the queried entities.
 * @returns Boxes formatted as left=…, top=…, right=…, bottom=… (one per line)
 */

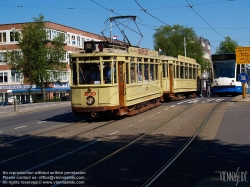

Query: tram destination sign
left=235, top=46, right=250, bottom=64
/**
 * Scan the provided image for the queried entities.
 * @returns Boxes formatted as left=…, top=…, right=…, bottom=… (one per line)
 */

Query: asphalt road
left=0, top=103, right=88, bottom=136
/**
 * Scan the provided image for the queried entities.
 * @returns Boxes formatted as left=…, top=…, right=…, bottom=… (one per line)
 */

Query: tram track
left=141, top=97, right=231, bottom=187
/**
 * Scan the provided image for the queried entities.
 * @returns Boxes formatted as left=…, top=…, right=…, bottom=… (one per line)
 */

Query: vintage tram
left=70, top=41, right=201, bottom=117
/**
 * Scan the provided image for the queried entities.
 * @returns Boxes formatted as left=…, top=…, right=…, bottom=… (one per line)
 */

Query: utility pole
left=184, top=36, right=186, bottom=57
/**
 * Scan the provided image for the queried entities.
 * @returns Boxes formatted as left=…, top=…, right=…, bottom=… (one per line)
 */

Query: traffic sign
left=235, top=46, right=250, bottom=64
left=238, top=72, right=249, bottom=83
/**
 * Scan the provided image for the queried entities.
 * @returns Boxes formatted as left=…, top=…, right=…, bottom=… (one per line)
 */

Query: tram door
left=169, top=64, right=174, bottom=93
left=118, top=62, right=125, bottom=106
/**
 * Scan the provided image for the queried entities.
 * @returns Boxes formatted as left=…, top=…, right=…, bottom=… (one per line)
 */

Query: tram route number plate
left=235, top=46, right=250, bottom=64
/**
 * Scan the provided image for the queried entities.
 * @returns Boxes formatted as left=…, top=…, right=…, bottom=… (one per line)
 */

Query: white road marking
left=216, top=99, right=224, bottom=102
left=149, top=115, right=154, bottom=118
left=110, top=131, right=119, bottom=135
left=171, top=105, right=175, bottom=107
left=177, top=102, right=183, bottom=105
left=37, top=121, right=46, bottom=124
left=14, top=125, right=27, bottom=130
left=127, top=125, right=133, bottom=128
left=157, top=111, right=162, bottom=114
left=164, top=108, right=168, bottom=110
left=188, top=100, right=198, bottom=104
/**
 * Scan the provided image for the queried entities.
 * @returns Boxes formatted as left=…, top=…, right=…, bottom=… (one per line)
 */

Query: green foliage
left=153, top=24, right=208, bottom=71
left=215, top=36, right=238, bottom=54
left=5, top=14, right=66, bottom=89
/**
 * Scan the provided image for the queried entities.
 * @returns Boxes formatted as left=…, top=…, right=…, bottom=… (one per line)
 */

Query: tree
left=5, top=14, right=66, bottom=102
left=153, top=24, right=210, bottom=71
left=215, top=36, right=238, bottom=54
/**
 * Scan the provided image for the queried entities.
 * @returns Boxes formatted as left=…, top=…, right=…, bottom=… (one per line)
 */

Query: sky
left=1, top=0, right=250, bottom=54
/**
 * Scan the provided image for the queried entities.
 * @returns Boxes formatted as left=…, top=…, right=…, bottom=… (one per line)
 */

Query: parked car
left=0, top=102, right=13, bottom=106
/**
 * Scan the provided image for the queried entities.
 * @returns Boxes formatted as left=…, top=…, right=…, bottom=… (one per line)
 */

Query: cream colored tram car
left=161, top=55, right=201, bottom=100
left=70, top=42, right=163, bottom=117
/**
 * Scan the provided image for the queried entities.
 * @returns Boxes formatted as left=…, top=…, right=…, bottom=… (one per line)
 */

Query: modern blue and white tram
left=210, top=53, right=250, bottom=96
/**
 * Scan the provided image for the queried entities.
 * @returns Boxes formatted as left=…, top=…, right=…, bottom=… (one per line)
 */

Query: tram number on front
left=84, top=92, right=96, bottom=96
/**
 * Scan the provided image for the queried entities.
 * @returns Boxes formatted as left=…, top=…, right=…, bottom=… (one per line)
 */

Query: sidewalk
left=231, top=94, right=250, bottom=102
left=195, top=95, right=250, bottom=187
left=0, top=101, right=70, bottom=118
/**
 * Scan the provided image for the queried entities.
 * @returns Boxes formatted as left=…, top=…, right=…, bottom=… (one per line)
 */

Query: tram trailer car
left=211, top=53, right=249, bottom=96
left=70, top=41, right=201, bottom=117
left=161, top=55, right=201, bottom=101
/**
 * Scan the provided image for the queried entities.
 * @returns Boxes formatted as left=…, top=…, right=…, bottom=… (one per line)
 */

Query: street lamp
left=184, top=36, right=186, bottom=57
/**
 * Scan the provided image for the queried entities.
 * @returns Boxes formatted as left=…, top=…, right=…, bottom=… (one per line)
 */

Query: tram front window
left=79, top=63, right=91, bottom=84
left=78, top=63, right=101, bottom=84
left=103, top=62, right=117, bottom=84
left=213, top=61, right=235, bottom=78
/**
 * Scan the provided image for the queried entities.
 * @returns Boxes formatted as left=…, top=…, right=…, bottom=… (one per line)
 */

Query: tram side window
left=176, top=65, right=180, bottom=78
left=162, top=63, right=166, bottom=78
left=185, top=67, right=188, bottom=79
left=181, top=66, right=185, bottom=79
left=155, top=64, right=158, bottom=80
left=150, top=64, right=154, bottom=81
left=189, top=67, right=192, bottom=79
left=137, top=63, right=143, bottom=82
left=126, top=63, right=130, bottom=84
left=144, top=64, right=149, bottom=81
left=131, top=63, right=136, bottom=83
left=193, top=68, right=197, bottom=79
left=72, top=63, right=77, bottom=85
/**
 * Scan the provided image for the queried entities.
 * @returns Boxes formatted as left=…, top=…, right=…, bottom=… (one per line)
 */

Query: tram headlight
left=86, top=96, right=95, bottom=105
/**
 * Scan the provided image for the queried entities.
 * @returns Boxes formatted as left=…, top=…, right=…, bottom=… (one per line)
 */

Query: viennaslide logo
left=219, top=167, right=248, bottom=186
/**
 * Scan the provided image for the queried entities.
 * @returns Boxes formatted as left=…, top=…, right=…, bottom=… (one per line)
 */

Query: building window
left=10, top=31, right=19, bottom=42
left=67, top=34, right=70, bottom=44
left=77, top=36, right=80, bottom=46
left=0, top=32, right=7, bottom=42
left=11, top=72, right=21, bottom=82
left=0, top=72, right=8, bottom=83
left=72, top=35, right=76, bottom=45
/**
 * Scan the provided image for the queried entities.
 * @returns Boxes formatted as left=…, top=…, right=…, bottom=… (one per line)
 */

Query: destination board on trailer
left=235, top=46, right=250, bottom=64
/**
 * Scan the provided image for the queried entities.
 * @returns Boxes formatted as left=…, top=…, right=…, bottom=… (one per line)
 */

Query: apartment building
left=0, top=21, right=105, bottom=102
